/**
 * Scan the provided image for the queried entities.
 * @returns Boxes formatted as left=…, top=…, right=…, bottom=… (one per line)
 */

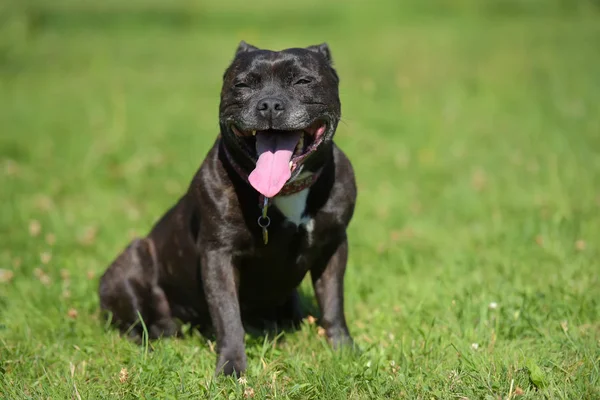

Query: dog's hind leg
left=273, top=289, right=305, bottom=329
left=99, top=238, right=177, bottom=340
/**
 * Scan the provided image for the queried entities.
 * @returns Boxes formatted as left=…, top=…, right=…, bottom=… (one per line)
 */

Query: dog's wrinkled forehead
left=231, top=52, right=316, bottom=80
left=222, top=42, right=338, bottom=87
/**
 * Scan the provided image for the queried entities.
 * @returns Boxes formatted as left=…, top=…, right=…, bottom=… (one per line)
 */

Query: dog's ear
left=306, top=43, right=333, bottom=64
left=307, top=43, right=338, bottom=82
left=235, top=41, right=259, bottom=56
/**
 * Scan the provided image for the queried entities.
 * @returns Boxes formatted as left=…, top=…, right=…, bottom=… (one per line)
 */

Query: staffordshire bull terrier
left=99, top=41, right=357, bottom=376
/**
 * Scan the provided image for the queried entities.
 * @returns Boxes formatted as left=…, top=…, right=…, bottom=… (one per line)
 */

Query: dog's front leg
left=311, top=238, right=354, bottom=348
left=201, top=250, right=246, bottom=376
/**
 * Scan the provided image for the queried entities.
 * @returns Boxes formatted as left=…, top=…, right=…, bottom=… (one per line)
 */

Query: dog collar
left=221, top=141, right=322, bottom=245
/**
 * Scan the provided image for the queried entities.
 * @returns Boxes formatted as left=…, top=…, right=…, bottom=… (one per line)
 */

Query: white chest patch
left=273, top=188, right=311, bottom=226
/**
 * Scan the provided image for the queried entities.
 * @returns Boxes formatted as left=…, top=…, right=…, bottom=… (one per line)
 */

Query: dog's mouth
left=229, top=120, right=327, bottom=198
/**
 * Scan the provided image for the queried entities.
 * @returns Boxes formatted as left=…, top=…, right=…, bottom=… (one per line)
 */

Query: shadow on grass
left=195, top=287, right=320, bottom=344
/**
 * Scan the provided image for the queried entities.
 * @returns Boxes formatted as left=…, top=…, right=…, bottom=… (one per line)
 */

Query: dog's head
left=219, top=41, right=341, bottom=198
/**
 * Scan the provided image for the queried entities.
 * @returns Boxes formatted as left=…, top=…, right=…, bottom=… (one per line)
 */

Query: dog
left=99, top=41, right=357, bottom=376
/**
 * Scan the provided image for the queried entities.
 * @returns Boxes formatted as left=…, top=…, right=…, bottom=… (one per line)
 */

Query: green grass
left=1, top=0, right=600, bottom=398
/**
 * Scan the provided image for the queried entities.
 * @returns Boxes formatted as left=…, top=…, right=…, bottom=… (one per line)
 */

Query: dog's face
left=219, top=41, right=341, bottom=198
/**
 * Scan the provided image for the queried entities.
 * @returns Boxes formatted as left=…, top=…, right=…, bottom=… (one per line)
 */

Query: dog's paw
left=149, top=318, right=179, bottom=339
left=330, top=333, right=354, bottom=349
left=215, top=348, right=247, bottom=377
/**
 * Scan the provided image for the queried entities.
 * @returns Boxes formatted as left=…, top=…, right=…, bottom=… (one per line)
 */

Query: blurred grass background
left=1, top=0, right=600, bottom=398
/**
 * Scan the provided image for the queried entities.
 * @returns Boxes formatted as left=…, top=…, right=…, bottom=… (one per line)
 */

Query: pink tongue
left=248, top=131, right=302, bottom=198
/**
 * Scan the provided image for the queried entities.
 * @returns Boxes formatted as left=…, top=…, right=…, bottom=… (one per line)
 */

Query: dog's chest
left=273, top=189, right=312, bottom=228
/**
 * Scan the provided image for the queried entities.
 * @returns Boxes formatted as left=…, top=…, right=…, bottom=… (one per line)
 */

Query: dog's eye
left=234, top=82, right=250, bottom=89
left=294, top=78, right=312, bottom=85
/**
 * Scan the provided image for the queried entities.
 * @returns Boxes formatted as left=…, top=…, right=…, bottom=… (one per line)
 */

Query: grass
left=1, top=0, right=600, bottom=398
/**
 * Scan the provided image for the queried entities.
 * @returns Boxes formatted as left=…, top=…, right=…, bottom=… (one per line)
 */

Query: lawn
left=1, top=0, right=599, bottom=398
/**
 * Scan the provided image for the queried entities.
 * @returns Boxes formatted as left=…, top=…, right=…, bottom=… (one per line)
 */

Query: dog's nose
left=257, top=97, right=285, bottom=119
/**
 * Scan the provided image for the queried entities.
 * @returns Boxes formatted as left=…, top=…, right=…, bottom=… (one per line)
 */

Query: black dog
left=99, top=41, right=357, bottom=376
